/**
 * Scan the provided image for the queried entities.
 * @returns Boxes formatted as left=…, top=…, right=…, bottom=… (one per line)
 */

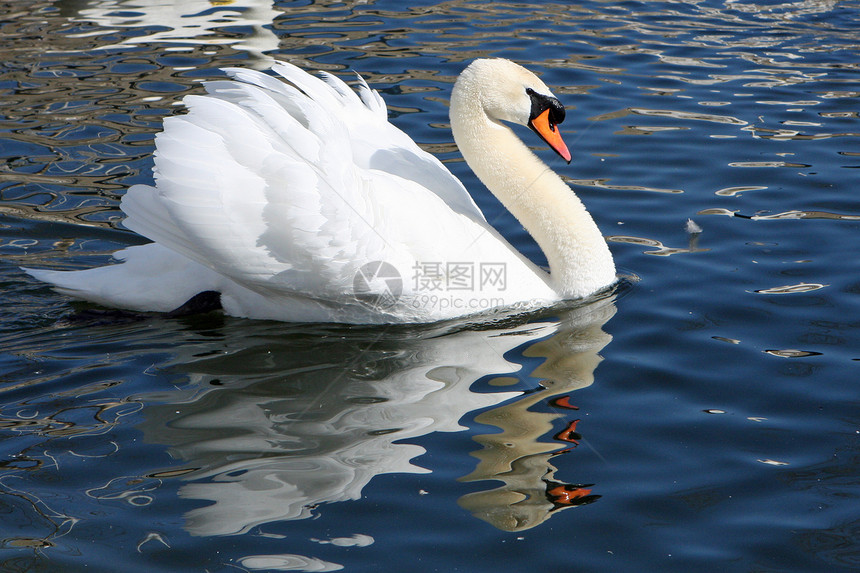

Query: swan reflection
left=138, top=297, right=616, bottom=536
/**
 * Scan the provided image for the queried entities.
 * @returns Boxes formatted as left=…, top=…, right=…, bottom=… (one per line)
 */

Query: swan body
left=25, top=59, right=616, bottom=323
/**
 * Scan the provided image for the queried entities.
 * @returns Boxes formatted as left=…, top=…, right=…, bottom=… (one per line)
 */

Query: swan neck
left=450, top=84, right=615, bottom=297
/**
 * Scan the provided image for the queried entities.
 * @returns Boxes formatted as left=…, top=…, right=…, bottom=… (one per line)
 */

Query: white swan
left=25, top=59, right=616, bottom=323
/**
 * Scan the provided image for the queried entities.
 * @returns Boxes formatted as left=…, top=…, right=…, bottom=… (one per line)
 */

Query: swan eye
left=526, top=88, right=566, bottom=128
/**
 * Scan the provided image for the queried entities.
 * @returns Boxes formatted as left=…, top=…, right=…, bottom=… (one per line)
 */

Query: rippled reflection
left=135, top=298, right=615, bottom=536
left=61, top=0, right=282, bottom=65
left=458, top=303, right=614, bottom=531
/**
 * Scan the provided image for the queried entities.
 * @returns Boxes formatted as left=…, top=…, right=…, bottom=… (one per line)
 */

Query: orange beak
left=529, top=108, right=571, bottom=163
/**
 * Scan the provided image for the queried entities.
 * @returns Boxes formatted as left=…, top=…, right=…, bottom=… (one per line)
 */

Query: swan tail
left=23, top=244, right=223, bottom=313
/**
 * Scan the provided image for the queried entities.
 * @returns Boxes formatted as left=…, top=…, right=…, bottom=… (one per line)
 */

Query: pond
left=0, top=1, right=858, bottom=571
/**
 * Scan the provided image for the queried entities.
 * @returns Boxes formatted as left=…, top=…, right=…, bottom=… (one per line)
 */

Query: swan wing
left=121, top=61, right=487, bottom=302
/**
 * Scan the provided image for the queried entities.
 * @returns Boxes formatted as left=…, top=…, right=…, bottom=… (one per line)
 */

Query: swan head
left=452, top=58, right=571, bottom=163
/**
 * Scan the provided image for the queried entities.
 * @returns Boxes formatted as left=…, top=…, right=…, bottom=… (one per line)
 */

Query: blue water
left=1, top=0, right=859, bottom=571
